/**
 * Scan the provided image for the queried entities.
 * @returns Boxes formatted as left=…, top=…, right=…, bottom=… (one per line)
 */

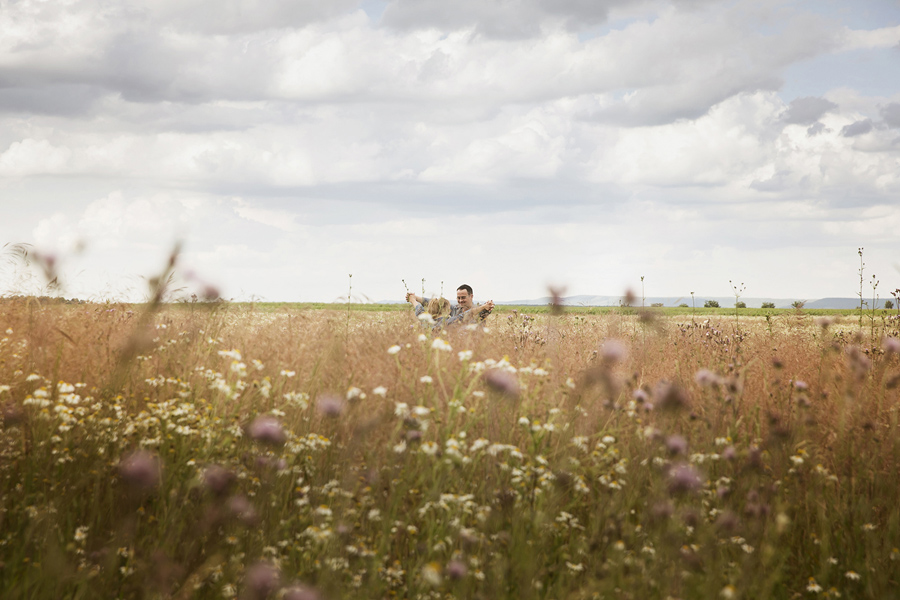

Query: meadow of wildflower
left=1, top=298, right=899, bottom=599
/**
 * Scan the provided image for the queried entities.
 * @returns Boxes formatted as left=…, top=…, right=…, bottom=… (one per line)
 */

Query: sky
left=1, top=0, right=899, bottom=303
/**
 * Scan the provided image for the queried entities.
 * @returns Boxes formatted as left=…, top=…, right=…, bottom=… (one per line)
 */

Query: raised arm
left=447, top=300, right=495, bottom=326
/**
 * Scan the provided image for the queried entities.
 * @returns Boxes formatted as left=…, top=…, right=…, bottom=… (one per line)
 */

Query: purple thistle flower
left=242, top=562, right=280, bottom=600
left=694, top=369, right=721, bottom=387
left=283, top=585, right=323, bottom=600
left=227, top=495, right=259, bottom=526
left=667, top=463, right=703, bottom=495
left=600, top=339, right=627, bottom=365
left=656, top=381, right=690, bottom=412
left=665, top=435, right=688, bottom=456
left=650, top=501, right=673, bottom=522
left=118, top=450, right=161, bottom=491
left=202, top=464, right=236, bottom=497
left=248, top=415, right=286, bottom=446
left=316, top=394, right=345, bottom=418
left=483, top=369, right=520, bottom=398
left=721, top=446, right=737, bottom=461
left=715, top=510, right=740, bottom=533
left=446, top=560, right=468, bottom=580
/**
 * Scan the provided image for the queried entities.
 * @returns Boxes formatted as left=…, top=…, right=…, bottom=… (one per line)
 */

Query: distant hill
left=804, top=297, right=891, bottom=309
left=497, top=296, right=889, bottom=310
left=376, top=295, right=891, bottom=310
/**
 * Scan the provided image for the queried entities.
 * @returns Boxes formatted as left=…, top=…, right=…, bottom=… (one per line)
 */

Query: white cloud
left=233, top=200, right=300, bottom=231
left=1, top=0, right=899, bottom=302
left=0, top=139, right=72, bottom=176
left=840, top=24, right=900, bottom=51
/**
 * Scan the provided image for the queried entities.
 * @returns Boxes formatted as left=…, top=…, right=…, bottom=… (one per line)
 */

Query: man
left=455, top=284, right=494, bottom=323
left=407, top=284, right=494, bottom=325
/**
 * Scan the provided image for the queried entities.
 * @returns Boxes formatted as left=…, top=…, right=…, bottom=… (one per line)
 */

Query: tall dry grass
left=1, top=299, right=899, bottom=599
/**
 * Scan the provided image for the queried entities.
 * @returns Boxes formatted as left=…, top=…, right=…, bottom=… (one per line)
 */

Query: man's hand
left=477, top=300, right=494, bottom=319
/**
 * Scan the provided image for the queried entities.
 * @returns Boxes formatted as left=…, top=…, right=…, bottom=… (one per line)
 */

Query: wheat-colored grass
left=1, top=299, right=898, bottom=599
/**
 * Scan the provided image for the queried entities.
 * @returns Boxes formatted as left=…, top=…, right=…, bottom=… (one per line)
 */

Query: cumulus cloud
left=0, top=139, right=72, bottom=176
left=841, top=119, right=874, bottom=137
left=881, top=102, right=900, bottom=128
left=0, top=0, right=839, bottom=117
left=146, top=0, right=362, bottom=34
left=807, top=122, right=828, bottom=136
left=379, top=0, right=729, bottom=39
left=1, top=0, right=899, bottom=302
left=380, top=0, right=617, bottom=38
left=783, top=96, right=838, bottom=125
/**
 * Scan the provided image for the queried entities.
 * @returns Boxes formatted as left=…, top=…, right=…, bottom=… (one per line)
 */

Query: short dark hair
left=457, top=284, right=473, bottom=296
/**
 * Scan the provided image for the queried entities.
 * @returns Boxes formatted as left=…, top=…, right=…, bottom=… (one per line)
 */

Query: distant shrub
left=792, top=300, right=806, bottom=309
left=761, top=302, right=775, bottom=309
left=885, top=300, right=894, bottom=310
left=735, top=301, right=746, bottom=309
left=678, top=303, right=689, bottom=308
left=704, top=300, right=720, bottom=308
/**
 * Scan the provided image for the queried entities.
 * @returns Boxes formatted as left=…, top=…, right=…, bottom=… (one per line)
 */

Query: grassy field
left=1, top=298, right=900, bottom=599
left=228, top=301, right=897, bottom=319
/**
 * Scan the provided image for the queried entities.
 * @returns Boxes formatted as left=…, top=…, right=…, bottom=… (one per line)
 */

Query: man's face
left=457, top=289, right=473, bottom=309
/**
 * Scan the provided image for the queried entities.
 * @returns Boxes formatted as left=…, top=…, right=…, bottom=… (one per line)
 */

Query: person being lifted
left=407, top=295, right=452, bottom=330
left=406, top=284, right=494, bottom=326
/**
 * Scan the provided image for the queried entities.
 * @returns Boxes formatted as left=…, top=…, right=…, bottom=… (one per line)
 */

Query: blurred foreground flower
left=283, top=584, right=323, bottom=600
left=203, top=464, right=236, bottom=497
left=446, top=560, right=467, bottom=580
left=667, top=463, right=703, bottom=495
left=656, top=381, right=690, bottom=412
left=431, top=338, right=452, bottom=352
left=484, top=369, right=519, bottom=398
left=665, top=435, right=688, bottom=456
left=600, top=339, right=627, bottom=365
left=248, top=415, right=286, bottom=446
left=422, top=562, right=442, bottom=586
left=316, top=394, right=345, bottom=418
left=242, top=562, right=280, bottom=600
left=118, top=450, right=161, bottom=491
left=695, top=369, right=721, bottom=387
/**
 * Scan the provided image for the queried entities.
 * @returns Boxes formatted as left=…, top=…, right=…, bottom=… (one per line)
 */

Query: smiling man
left=456, top=284, right=495, bottom=323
